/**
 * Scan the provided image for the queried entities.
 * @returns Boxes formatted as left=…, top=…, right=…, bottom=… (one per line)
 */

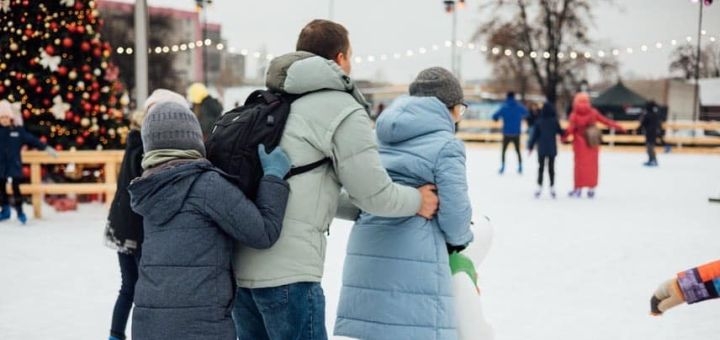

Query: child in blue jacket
left=0, top=100, right=57, bottom=224
left=335, top=67, right=474, bottom=340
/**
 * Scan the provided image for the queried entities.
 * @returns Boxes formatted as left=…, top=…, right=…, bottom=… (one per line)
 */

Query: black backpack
left=205, top=90, right=330, bottom=199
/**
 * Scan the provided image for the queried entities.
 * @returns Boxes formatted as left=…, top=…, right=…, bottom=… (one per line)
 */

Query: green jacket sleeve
left=332, top=109, right=421, bottom=217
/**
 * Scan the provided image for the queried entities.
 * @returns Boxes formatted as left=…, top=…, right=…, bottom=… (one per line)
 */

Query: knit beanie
left=144, top=89, right=188, bottom=112
left=0, top=100, right=13, bottom=119
left=409, top=67, right=464, bottom=107
left=141, top=101, right=206, bottom=156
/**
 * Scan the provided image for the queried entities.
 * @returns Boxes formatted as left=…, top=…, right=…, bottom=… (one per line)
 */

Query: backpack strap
left=284, top=157, right=332, bottom=180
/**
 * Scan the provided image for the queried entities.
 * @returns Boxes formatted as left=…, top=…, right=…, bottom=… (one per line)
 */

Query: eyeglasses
left=455, top=103, right=468, bottom=116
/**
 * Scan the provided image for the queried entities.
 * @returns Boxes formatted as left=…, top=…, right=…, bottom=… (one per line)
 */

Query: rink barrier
left=9, top=150, right=125, bottom=219
left=457, top=120, right=720, bottom=147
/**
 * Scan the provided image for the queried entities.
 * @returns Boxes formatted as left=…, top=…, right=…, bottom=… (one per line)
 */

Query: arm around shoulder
left=332, top=110, right=420, bottom=217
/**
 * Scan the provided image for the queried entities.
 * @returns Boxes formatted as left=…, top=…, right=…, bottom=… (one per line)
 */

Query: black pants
left=537, top=155, right=556, bottom=186
left=0, top=177, right=22, bottom=208
left=110, top=251, right=141, bottom=340
left=501, top=135, right=522, bottom=166
left=646, top=141, right=657, bottom=163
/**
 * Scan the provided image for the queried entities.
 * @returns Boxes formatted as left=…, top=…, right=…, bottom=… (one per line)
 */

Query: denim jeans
left=109, top=251, right=140, bottom=340
left=232, top=282, right=327, bottom=340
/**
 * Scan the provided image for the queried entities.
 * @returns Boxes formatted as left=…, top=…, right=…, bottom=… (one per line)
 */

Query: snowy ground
left=1, top=147, right=719, bottom=340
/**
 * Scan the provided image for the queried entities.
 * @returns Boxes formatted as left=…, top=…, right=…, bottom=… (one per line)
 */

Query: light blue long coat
left=335, top=96, right=474, bottom=340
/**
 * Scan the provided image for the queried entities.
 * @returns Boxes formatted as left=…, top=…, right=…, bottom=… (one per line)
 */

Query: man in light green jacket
left=231, top=19, right=439, bottom=340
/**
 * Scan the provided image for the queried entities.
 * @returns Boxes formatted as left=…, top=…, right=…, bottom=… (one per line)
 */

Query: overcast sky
left=130, top=0, right=719, bottom=84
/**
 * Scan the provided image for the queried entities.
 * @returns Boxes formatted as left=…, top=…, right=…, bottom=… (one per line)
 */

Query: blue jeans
left=109, top=251, right=140, bottom=340
left=232, top=282, right=327, bottom=340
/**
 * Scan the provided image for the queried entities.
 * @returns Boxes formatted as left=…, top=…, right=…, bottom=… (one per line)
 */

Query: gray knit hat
left=409, top=67, right=464, bottom=107
left=141, top=101, right=206, bottom=156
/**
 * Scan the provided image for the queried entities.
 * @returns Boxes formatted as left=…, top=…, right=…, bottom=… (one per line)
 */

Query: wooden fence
left=6, top=150, right=124, bottom=218
left=457, top=120, right=720, bottom=147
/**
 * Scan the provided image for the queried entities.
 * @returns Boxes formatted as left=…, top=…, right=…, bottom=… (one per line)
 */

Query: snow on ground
left=1, top=147, right=719, bottom=340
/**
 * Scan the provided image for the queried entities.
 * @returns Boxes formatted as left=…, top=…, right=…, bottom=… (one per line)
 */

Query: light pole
left=444, top=0, right=465, bottom=79
left=196, top=0, right=212, bottom=86
left=691, top=0, right=713, bottom=127
left=134, top=0, right=149, bottom=108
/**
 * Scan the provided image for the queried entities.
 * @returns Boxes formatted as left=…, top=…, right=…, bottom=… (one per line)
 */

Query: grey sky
left=137, top=0, right=719, bottom=84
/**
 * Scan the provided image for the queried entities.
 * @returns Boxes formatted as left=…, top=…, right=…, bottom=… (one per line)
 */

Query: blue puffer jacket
left=492, top=97, right=528, bottom=135
left=128, top=159, right=289, bottom=340
left=335, top=96, right=473, bottom=340
left=0, top=125, right=47, bottom=178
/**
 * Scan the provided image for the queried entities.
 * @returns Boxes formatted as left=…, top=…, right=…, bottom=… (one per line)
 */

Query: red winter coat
left=563, top=100, right=623, bottom=189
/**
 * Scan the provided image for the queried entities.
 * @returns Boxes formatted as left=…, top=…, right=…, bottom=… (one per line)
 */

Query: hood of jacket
left=126, top=129, right=142, bottom=150
left=540, top=102, right=558, bottom=118
left=128, top=159, right=215, bottom=226
left=265, top=51, right=370, bottom=113
left=376, top=96, right=455, bottom=144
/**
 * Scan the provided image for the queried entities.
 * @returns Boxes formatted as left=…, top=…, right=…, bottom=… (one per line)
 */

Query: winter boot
left=518, top=164, right=523, bottom=174
left=534, top=186, right=542, bottom=198
left=568, top=189, right=581, bottom=198
left=587, top=189, right=595, bottom=199
left=664, top=145, right=672, bottom=153
left=0, top=204, right=10, bottom=221
left=498, top=164, right=505, bottom=175
left=15, top=205, right=27, bottom=225
left=550, top=187, right=557, bottom=199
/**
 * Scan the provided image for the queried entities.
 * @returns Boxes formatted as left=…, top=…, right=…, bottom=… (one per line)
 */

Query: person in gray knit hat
left=409, top=66, right=465, bottom=108
left=127, top=100, right=293, bottom=340
left=335, top=67, right=473, bottom=340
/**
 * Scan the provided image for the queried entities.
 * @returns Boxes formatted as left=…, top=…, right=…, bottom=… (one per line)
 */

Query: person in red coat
left=562, top=93, right=625, bottom=198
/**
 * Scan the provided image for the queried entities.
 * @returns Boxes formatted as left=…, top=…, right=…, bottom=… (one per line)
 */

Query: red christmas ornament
left=84, top=73, right=93, bottom=81
left=81, top=41, right=91, bottom=52
left=91, top=81, right=99, bottom=90
left=57, top=66, right=68, bottom=76
left=74, top=2, right=83, bottom=10
left=27, top=77, right=37, bottom=87
left=45, top=45, right=55, bottom=55
left=0, top=85, right=4, bottom=93
left=43, top=99, right=51, bottom=106
left=15, top=73, right=24, bottom=81
left=22, top=0, right=29, bottom=6
left=62, top=37, right=73, bottom=48
left=23, top=110, right=31, bottom=119
left=55, top=145, right=63, bottom=151
left=35, top=86, right=42, bottom=94
left=24, top=29, right=34, bottom=38
left=29, top=58, right=38, bottom=66
left=76, top=25, right=85, bottom=34
left=91, top=92, right=100, bottom=102
left=66, top=92, right=75, bottom=101
left=22, top=166, right=30, bottom=178
left=93, top=48, right=102, bottom=57
left=40, top=136, right=47, bottom=144
left=66, top=111, right=74, bottom=121
left=82, top=64, right=91, bottom=73
left=73, top=116, right=81, bottom=124
left=83, top=102, right=92, bottom=112
left=76, top=136, right=85, bottom=145
left=50, top=22, right=58, bottom=31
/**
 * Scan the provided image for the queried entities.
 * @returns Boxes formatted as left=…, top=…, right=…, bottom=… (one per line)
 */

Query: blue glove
left=257, top=144, right=291, bottom=179
left=45, top=146, right=58, bottom=158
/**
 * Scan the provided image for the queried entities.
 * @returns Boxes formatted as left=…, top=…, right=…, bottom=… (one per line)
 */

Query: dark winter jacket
left=197, top=96, right=223, bottom=138
left=640, top=106, right=661, bottom=142
left=128, top=159, right=289, bottom=340
left=528, top=102, right=564, bottom=157
left=104, top=130, right=144, bottom=254
left=492, top=97, right=528, bottom=135
left=0, top=125, right=47, bottom=178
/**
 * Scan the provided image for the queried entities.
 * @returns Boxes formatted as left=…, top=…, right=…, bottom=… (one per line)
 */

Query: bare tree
left=670, top=43, right=720, bottom=79
left=473, top=0, right=617, bottom=105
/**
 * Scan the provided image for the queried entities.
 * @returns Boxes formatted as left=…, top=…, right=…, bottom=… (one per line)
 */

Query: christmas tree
left=0, top=0, right=127, bottom=150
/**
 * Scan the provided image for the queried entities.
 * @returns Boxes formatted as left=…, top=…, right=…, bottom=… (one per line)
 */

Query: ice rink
left=1, top=147, right=719, bottom=340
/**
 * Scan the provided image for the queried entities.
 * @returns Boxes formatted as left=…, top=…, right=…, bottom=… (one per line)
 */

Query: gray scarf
left=141, top=149, right=204, bottom=170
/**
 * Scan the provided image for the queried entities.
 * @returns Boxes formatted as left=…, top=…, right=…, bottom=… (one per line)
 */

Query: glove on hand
left=650, top=278, right=685, bottom=315
left=45, top=147, right=59, bottom=158
left=257, top=144, right=291, bottom=179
